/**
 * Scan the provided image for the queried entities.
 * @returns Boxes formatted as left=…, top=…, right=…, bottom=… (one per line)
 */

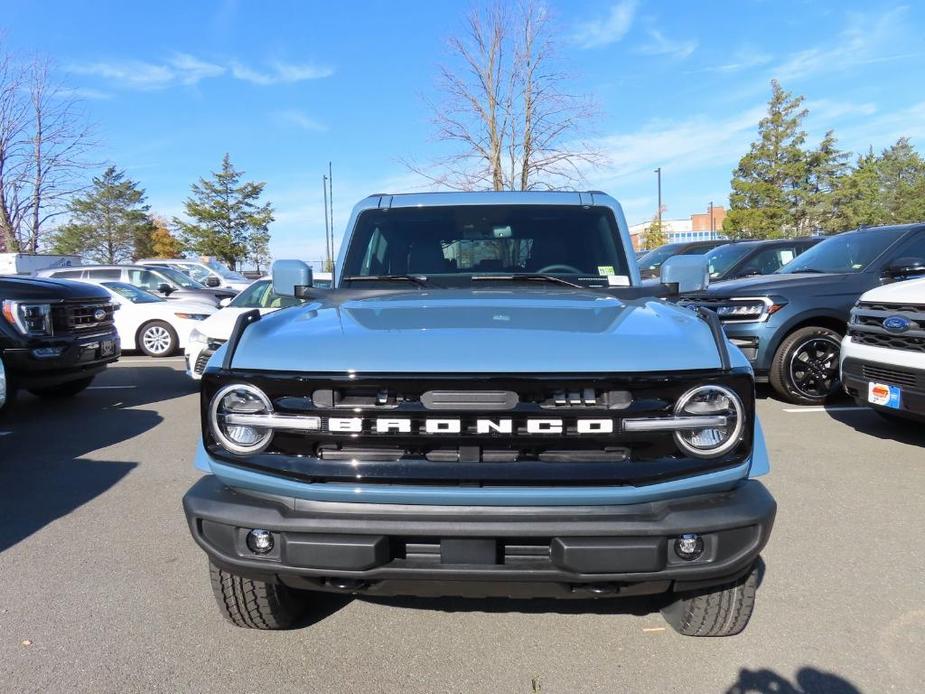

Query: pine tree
left=50, top=166, right=152, bottom=264
left=643, top=215, right=667, bottom=250
left=174, top=154, right=273, bottom=270
left=725, top=81, right=809, bottom=240
left=802, top=130, right=850, bottom=234
left=876, top=138, right=925, bottom=224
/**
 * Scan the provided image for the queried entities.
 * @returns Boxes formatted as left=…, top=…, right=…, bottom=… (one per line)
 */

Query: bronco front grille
left=201, top=370, right=755, bottom=486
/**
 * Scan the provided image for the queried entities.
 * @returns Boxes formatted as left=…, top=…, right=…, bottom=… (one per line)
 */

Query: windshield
left=229, top=279, right=303, bottom=309
left=342, top=205, right=630, bottom=286
left=705, top=243, right=755, bottom=279
left=778, top=229, right=901, bottom=274
left=205, top=259, right=247, bottom=282
left=104, top=282, right=163, bottom=303
left=153, top=266, right=207, bottom=289
left=636, top=243, right=686, bottom=272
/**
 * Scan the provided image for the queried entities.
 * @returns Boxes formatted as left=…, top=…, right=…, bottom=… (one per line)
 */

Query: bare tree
left=409, top=1, right=603, bottom=191
left=0, top=49, right=95, bottom=253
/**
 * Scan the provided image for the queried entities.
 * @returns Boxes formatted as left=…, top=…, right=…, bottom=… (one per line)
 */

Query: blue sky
left=4, top=0, right=925, bottom=262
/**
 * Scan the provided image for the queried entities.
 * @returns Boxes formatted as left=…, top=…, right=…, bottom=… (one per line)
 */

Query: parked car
left=637, top=240, right=728, bottom=279
left=136, top=258, right=252, bottom=292
left=0, top=275, right=119, bottom=410
left=840, top=271, right=925, bottom=424
left=183, top=191, right=776, bottom=637
left=704, top=238, right=821, bottom=282
left=681, top=223, right=925, bottom=405
left=37, top=265, right=236, bottom=307
left=186, top=278, right=309, bottom=378
left=76, top=280, right=216, bottom=357
left=0, top=253, right=82, bottom=276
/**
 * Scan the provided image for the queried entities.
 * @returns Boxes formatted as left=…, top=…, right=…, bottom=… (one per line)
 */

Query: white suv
left=840, top=273, right=925, bottom=423
left=137, top=258, right=252, bottom=292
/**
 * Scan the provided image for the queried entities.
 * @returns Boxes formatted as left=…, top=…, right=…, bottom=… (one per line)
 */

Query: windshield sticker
left=597, top=265, right=615, bottom=276
left=607, top=274, right=630, bottom=286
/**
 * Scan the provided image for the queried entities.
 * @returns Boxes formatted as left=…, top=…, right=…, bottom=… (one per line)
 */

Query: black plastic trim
left=222, top=309, right=261, bottom=369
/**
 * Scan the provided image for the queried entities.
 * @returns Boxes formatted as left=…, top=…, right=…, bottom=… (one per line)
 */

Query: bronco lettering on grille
left=326, top=417, right=615, bottom=435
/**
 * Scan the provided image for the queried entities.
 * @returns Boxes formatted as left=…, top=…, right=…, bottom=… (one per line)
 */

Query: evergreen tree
left=802, top=130, right=850, bottom=234
left=725, top=81, right=809, bottom=240
left=876, top=138, right=925, bottom=224
left=174, top=154, right=273, bottom=270
left=50, top=166, right=152, bottom=264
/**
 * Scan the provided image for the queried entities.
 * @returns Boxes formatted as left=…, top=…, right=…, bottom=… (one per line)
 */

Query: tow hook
left=324, top=578, right=368, bottom=592
left=571, top=583, right=621, bottom=595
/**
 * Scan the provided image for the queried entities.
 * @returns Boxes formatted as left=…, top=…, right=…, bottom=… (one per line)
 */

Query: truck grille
left=201, top=371, right=754, bottom=486
left=51, top=301, right=115, bottom=335
left=194, top=339, right=226, bottom=374
left=849, top=301, right=925, bottom=353
left=860, top=364, right=922, bottom=388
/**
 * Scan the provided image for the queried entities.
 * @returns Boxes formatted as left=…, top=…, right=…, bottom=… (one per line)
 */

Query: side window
left=127, top=269, right=163, bottom=290
left=739, top=246, right=795, bottom=276
left=86, top=269, right=121, bottom=280
left=50, top=269, right=83, bottom=278
left=888, top=233, right=925, bottom=265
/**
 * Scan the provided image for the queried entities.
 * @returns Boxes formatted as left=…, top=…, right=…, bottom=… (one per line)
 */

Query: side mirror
left=660, top=255, right=709, bottom=294
left=218, top=297, right=232, bottom=308
left=272, top=259, right=313, bottom=298
left=205, top=276, right=221, bottom=288
left=157, top=283, right=173, bottom=295
left=883, top=257, right=925, bottom=281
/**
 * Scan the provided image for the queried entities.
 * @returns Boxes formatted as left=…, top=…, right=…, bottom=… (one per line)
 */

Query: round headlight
left=673, top=385, right=745, bottom=458
left=209, top=384, right=274, bottom=455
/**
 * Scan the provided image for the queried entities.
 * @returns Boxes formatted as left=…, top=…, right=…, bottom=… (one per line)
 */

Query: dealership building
left=629, top=205, right=727, bottom=250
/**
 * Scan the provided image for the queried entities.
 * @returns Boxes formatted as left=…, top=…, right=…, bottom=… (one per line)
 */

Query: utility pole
left=328, top=161, right=335, bottom=279
left=709, top=200, right=714, bottom=239
left=654, top=167, right=662, bottom=229
left=322, top=175, right=331, bottom=271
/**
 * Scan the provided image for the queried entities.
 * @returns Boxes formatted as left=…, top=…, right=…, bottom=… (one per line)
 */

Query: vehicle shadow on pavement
left=0, top=369, right=185, bottom=553
left=361, top=594, right=662, bottom=618
left=725, top=666, right=861, bottom=694
left=825, top=408, right=925, bottom=446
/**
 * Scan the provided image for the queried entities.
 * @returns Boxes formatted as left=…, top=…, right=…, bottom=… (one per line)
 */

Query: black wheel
left=137, top=320, right=178, bottom=357
left=27, top=376, right=94, bottom=399
left=769, top=326, right=842, bottom=405
left=661, top=560, right=760, bottom=637
left=209, top=561, right=308, bottom=629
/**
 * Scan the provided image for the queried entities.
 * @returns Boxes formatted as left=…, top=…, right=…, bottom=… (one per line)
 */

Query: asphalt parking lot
left=0, top=359, right=923, bottom=693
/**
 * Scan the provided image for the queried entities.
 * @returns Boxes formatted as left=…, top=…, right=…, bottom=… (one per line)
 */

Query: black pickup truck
left=0, top=276, right=120, bottom=410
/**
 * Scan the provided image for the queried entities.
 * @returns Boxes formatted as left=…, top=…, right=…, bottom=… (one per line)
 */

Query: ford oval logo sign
left=93, top=308, right=107, bottom=322
left=882, top=315, right=911, bottom=333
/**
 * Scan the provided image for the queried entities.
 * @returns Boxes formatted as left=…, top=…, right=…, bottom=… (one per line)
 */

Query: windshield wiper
left=471, top=274, right=583, bottom=288
left=343, top=274, right=430, bottom=287
left=787, top=268, right=825, bottom=274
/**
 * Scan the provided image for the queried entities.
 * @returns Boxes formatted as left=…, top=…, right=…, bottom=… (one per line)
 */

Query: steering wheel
left=536, top=264, right=582, bottom=274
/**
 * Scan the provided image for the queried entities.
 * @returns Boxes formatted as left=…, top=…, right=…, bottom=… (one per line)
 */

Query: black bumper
left=183, top=476, right=776, bottom=599
left=2, top=332, right=120, bottom=389
left=842, top=357, right=925, bottom=421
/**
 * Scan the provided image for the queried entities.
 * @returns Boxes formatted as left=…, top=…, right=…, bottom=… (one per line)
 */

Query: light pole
left=654, top=167, right=662, bottom=229
left=709, top=200, right=714, bottom=239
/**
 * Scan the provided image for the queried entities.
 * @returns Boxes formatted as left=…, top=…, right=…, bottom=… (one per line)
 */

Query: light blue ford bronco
left=183, top=191, right=775, bottom=636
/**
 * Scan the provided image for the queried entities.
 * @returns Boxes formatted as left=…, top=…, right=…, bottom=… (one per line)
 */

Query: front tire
left=138, top=320, right=178, bottom=357
left=28, top=376, right=94, bottom=399
left=769, top=326, right=842, bottom=405
left=661, top=560, right=760, bottom=637
left=209, top=562, right=308, bottom=629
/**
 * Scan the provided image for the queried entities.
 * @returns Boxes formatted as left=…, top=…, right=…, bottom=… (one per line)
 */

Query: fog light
left=674, top=533, right=704, bottom=561
left=246, top=529, right=274, bottom=554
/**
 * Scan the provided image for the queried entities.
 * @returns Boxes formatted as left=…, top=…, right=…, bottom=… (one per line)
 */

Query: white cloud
left=701, top=47, right=772, bottom=74
left=638, top=29, right=697, bottom=60
left=230, top=60, right=334, bottom=85
left=274, top=109, right=327, bottom=132
left=69, top=55, right=332, bottom=90
left=572, top=0, right=638, bottom=49
left=773, top=5, right=915, bottom=81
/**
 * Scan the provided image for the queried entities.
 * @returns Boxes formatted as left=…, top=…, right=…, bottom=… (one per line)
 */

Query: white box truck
left=0, top=253, right=83, bottom=275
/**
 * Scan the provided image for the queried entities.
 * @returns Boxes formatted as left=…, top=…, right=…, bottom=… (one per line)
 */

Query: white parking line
left=782, top=406, right=871, bottom=413
left=113, top=358, right=186, bottom=365
left=87, top=386, right=137, bottom=390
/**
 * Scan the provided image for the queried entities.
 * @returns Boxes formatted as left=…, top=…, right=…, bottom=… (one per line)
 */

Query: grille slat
left=51, top=301, right=115, bottom=334
left=850, top=301, right=925, bottom=353
left=860, top=364, right=921, bottom=388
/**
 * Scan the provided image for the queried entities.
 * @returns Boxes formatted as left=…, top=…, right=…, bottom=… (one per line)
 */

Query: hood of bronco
left=228, top=288, right=726, bottom=373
